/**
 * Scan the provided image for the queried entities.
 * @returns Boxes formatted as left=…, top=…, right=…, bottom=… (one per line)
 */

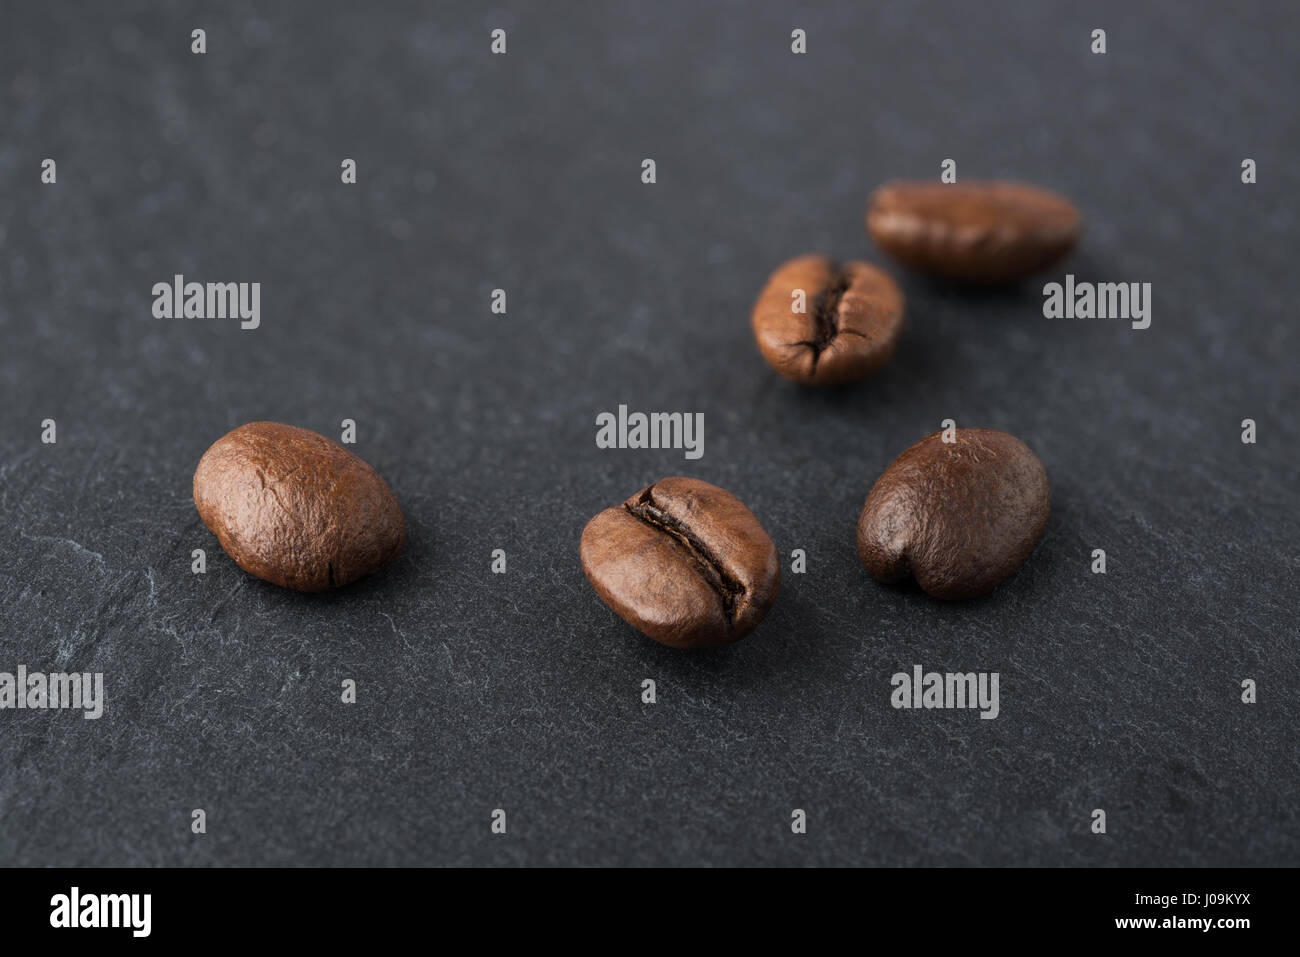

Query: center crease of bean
left=804, top=266, right=851, bottom=368
left=625, top=488, right=743, bottom=624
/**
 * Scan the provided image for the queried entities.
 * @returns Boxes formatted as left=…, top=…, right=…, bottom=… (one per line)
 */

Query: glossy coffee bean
left=751, top=255, right=904, bottom=386
left=866, top=180, right=1081, bottom=283
left=193, top=421, right=406, bottom=592
left=580, top=477, right=780, bottom=648
left=857, top=428, right=1049, bottom=600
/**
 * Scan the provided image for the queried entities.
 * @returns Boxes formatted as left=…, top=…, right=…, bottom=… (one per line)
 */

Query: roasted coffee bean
left=866, top=181, right=1081, bottom=283
left=193, top=421, right=406, bottom=592
left=857, top=428, right=1049, bottom=600
left=751, top=255, right=904, bottom=386
left=580, top=477, right=780, bottom=648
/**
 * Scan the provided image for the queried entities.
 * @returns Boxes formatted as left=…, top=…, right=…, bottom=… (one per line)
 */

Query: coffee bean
left=193, top=421, right=406, bottom=592
left=751, top=255, right=904, bottom=386
left=580, top=477, right=780, bottom=648
left=866, top=181, right=1081, bottom=283
left=857, top=429, right=1049, bottom=600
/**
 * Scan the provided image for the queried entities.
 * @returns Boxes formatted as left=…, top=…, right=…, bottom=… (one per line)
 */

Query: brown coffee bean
left=193, top=421, right=406, bottom=592
left=866, top=181, right=1081, bottom=283
left=857, top=428, right=1049, bottom=600
left=751, top=255, right=904, bottom=386
left=580, top=477, right=780, bottom=648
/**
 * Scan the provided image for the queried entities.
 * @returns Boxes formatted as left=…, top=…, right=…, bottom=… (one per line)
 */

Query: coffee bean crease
left=751, top=255, right=904, bottom=385
left=625, top=487, right=743, bottom=623
left=807, top=265, right=851, bottom=360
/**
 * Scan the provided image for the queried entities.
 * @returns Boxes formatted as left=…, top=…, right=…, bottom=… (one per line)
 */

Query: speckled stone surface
left=1, top=0, right=1296, bottom=866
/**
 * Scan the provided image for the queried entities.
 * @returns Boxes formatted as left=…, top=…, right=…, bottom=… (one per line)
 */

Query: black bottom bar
left=0, top=866, right=1277, bottom=943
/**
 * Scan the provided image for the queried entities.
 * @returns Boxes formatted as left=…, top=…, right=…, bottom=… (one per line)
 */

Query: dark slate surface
left=1, top=0, right=1296, bottom=867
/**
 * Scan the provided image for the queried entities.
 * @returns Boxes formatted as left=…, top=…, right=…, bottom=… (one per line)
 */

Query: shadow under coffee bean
left=580, top=477, right=781, bottom=649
